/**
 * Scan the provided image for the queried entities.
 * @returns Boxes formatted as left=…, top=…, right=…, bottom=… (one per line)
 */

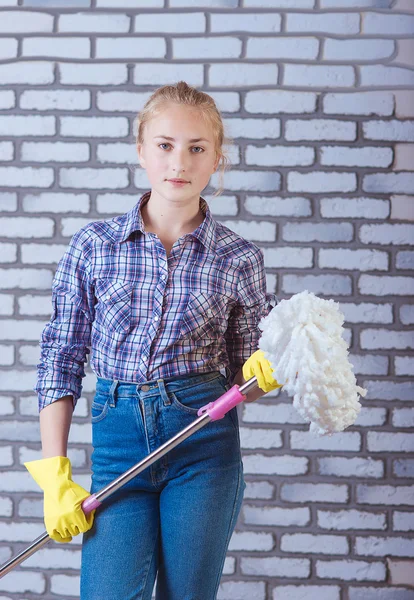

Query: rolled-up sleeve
left=35, top=229, right=95, bottom=413
left=224, top=247, right=277, bottom=382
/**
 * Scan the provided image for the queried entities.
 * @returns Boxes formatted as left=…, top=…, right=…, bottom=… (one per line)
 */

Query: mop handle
left=0, top=378, right=257, bottom=578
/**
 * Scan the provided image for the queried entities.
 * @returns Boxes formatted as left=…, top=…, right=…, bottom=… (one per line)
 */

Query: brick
left=244, top=0, right=315, bottom=5
left=349, top=587, right=414, bottom=600
left=61, top=218, right=93, bottom=237
left=290, top=431, right=361, bottom=452
left=245, top=90, right=317, bottom=114
left=393, top=193, right=414, bottom=221
left=262, top=247, right=313, bottom=269
left=0, top=243, right=17, bottom=263
left=60, top=167, right=128, bottom=190
left=225, top=118, right=280, bottom=139
left=241, top=556, right=310, bottom=578
left=355, top=536, right=414, bottom=558
left=97, top=143, right=137, bottom=165
left=364, top=12, right=414, bottom=35
left=316, top=559, right=386, bottom=581
left=0, top=90, right=15, bottom=109
left=240, top=427, right=282, bottom=449
left=173, top=37, right=240, bottom=59
left=322, top=0, right=392, bottom=5
left=288, top=172, right=356, bottom=193
left=60, top=63, right=128, bottom=86
left=284, top=64, right=355, bottom=87
left=361, top=329, right=413, bottom=350
left=0, top=140, right=13, bottom=161
left=0, top=166, right=53, bottom=188
left=243, top=505, right=310, bottom=527
left=364, top=120, right=414, bottom=142
left=324, top=38, right=394, bottom=61
left=319, top=249, right=388, bottom=271
left=246, top=145, right=313, bottom=167
left=366, top=380, right=413, bottom=400
left=136, top=12, right=205, bottom=33
left=396, top=251, right=414, bottom=269
left=247, top=37, right=318, bottom=60
left=0, top=115, right=55, bottom=137
left=393, top=0, right=414, bottom=10
left=19, top=345, right=39, bottom=366
left=400, top=305, right=414, bottom=325
left=355, top=407, right=387, bottom=426
left=0, top=294, right=14, bottom=316
left=283, top=274, right=352, bottom=296
left=281, top=533, right=349, bottom=555
left=97, top=0, right=162, bottom=5
left=394, top=39, right=414, bottom=67
left=323, top=92, right=394, bottom=116
left=21, top=142, right=90, bottom=163
left=229, top=530, right=274, bottom=551
left=0, top=10, right=53, bottom=32
left=244, top=481, right=274, bottom=500
left=210, top=169, right=281, bottom=192
left=134, top=63, right=203, bottom=86
left=96, top=193, right=139, bottom=214
left=273, top=586, right=340, bottom=600
left=395, top=91, right=414, bottom=118
left=285, top=222, right=353, bottom=243
left=218, top=581, right=265, bottom=599
left=221, top=220, right=275, bottom=242
left=388, top=560, right=414, bottom=587
left=204, top=91, right=241, bottom=113
left=211, top=12, right=281, bottom=32
left=394, top=145, right=414, bottom=171
left=393, top=510, right=414, bottom=529
left=96, top=91, right=153, bottom=112
left=368, top=432, right=414, bottom=453
left=0, top=38, right=17, bottom=59
left=245, top=196, right=312, bottom=217
left=281, top=483, right=348, bottom=503
left=286, top=119, right=356, bottom=141
left=341, top=302, right=394, bottom=325
left=359, top=275, right=414, bottom=296
left=0, top=345, right=14, bottom=366
left=318, top=457, right=384, bottom=479
left=209, top=63, right=278, bottom=87
left=208, top=195, right=238, bottom=216
left=358, top=484, right=414, bottom=506
left=393, top=407, right=414, bottom=427
left=318, top=509, right=386, bottom=531
left=243, top=454, right=308, bottom=476
left=0, top=568, right=45, bottom=592
left=23, top=37, right=91, bottom=59
left=25, top=0, right=89, bottom=4
left=243, top=402, right=305, bottom=425
left=23, top=192, right=90, bottom=213
left=286, top=12, right=359, bottom=34
left=59, top=13, right=130, bottom=32
left=360, top=223, right=414, bottom=244
left=21, top=243, right=67, bottom=264
left=0, top=61, right=54, bottom=84
left=395, top=358, right=414, bottom=377
left=320, top=146, right=392, bottom=168
left=361, top=65, right=414, bottom=87
left=0, top=270, right=52, bottom=291
left=96, top=37, right=165, bottom=59
left=61, top=116, right=128, bottom=138
left=320, top=198, right=389, bottom=220
left=18, top=295, right=51, bottom=316
left=20, top=90, right=90, bottom=111
left=349, top=354, right=389, bottom=376
left=0, top=217, right=53, bottom=238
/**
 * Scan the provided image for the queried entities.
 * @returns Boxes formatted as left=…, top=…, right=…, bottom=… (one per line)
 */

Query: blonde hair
left=135, top=81, right=232, bottom=198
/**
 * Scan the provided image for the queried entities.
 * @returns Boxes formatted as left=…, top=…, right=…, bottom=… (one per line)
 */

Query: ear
left=137, top=143, right=146, bottom=168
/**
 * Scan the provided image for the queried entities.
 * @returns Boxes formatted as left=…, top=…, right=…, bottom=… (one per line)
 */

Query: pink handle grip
left=81, top=494, right=102, bottom=514
left=197, top=385, right=246, bottom=421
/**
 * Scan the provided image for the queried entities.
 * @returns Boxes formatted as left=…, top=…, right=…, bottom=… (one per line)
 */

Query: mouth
left=168, top=178, right=189, bottom=184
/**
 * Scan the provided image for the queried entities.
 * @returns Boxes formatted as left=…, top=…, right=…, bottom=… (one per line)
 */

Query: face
left=137, top=103, right=220, bottom=205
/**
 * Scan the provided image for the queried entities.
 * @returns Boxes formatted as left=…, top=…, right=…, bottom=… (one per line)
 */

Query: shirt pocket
left=180, top=291, right=228, bottom=342
left=94, top=280, right=132, bottom=333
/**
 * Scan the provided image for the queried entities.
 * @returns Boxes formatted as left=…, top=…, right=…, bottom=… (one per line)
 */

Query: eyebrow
left=153, top=135, right=211, bottom=143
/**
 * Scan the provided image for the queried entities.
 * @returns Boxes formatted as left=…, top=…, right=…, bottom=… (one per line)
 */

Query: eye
left=159, top=143, right=170, bottom=150
left=192, top=146, right=204, bottom=153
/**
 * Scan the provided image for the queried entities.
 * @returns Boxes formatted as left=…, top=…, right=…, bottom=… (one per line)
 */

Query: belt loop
left=109, top=380, right=119, bottom=407
left=158, top=379, right=171, bottom=406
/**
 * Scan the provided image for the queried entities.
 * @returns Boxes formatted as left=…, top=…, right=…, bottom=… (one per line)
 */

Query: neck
left=141, top=191, right=204, bottom=238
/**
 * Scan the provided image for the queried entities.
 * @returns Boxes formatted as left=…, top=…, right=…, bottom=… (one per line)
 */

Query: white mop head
left=259, top=290, right=367, bottom=437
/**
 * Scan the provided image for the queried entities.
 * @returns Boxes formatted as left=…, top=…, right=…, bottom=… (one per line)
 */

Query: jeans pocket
left=91, top=394, right=110, bottom=423
left=169, top=375, right=229, bottom=415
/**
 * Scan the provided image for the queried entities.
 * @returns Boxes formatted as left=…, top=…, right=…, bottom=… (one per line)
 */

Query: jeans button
left=141, top=385, right=150, bottom=392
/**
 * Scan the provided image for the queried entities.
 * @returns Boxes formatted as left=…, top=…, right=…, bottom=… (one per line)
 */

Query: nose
left=171, top=147, right=189, bottom=174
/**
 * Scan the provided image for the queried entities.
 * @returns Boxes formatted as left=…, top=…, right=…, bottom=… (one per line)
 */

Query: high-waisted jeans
left=80, top=371, right=246, bottom=600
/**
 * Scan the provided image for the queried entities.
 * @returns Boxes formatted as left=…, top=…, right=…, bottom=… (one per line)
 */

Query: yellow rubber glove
left=242, top=349, right=282, bottom=393
left=24, top=456, right=95, bottom=543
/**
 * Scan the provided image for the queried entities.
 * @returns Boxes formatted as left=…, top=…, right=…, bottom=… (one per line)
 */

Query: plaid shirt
left=36, top=191, right=276, bottom=412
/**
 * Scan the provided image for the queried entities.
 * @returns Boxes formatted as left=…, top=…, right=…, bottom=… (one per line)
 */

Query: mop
left=0, top=290, right=366, bottom=577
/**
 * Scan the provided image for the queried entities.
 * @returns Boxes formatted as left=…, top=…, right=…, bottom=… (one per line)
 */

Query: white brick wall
left=0, top=2, right=413, bottom=599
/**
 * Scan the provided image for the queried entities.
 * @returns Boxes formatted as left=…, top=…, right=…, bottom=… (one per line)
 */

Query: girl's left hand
left=242, top=350, right=282, bottom=393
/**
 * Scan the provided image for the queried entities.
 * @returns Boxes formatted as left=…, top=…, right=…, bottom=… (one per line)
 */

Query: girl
left=24, top=81, right=280, bottom=600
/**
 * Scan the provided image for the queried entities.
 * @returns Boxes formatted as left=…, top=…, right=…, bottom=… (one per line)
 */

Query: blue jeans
left=80, top=371, right=246, bottom=600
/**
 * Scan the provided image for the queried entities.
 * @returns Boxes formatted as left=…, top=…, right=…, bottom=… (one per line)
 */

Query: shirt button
left=161, top=275, right=166, bottom=280
left=154, top=316, right=159, bottom=322
left=142, top=355, right=148, bottom=362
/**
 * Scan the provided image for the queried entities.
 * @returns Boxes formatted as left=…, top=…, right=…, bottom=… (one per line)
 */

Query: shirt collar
left=116, top=191, right=217, bottom=254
